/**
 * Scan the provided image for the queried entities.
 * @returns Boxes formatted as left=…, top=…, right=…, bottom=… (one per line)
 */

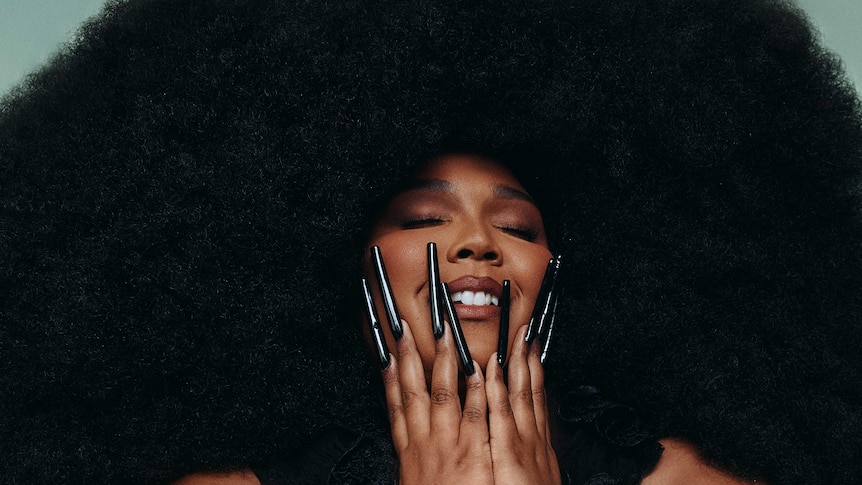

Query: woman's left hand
left=485, top=325, right=561, bottom=485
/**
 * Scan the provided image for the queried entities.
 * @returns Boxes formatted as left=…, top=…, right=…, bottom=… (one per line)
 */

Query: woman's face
left=366, top=154, right=553, bottom=375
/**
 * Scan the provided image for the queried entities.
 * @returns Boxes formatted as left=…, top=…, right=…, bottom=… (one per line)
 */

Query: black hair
left=2, top=0, right=861, bottom=483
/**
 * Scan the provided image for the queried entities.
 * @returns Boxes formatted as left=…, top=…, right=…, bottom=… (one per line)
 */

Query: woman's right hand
left=382, top=320, right=494, bottom=485
left=485, top=325, right=561, bottom=485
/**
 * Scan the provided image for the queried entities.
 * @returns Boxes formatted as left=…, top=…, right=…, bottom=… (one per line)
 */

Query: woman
left=362, top=154, right=760, bottom=484
left=2, top=0, right=861, bottom=483
left=179, top=153, right=757, bottom=483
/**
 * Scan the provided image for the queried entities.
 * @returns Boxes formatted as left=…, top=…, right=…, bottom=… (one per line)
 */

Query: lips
left=446, top=276, right=503, bottom=320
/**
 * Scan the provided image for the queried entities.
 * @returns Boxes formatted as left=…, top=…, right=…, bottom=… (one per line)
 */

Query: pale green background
left=1, top=0, right=860, bottom=97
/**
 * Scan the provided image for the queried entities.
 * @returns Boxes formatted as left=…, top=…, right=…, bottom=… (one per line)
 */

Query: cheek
left=365, top=232, right=437, bottom=369
left=367, top=232, right=428, bottom=287
left=506, top=243, right=554, bottom=328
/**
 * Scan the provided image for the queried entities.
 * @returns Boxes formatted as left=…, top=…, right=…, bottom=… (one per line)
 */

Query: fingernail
left=427, top=242, right=445, bottom=339
left=535, top=255, right=563, bottom=344
left=361, top=277, right=390, bottom=368
left=525, top=258, right=554, bottom=343
left=441, top=282, right=475, bottom=376
left=470, top=360, right=482, bottom=380
left=515, top=325, right=529, bottom=354
left=371, top=246, right=403, bottom=340
left=540, top=293, right=558, bottom=365
left=526, top=256, right=562, bottom=344
left=497, top=280, right=510, bottom=366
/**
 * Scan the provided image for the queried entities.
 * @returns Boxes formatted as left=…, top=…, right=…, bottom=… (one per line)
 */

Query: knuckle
left=532, top=388, right=547, bottom=406
left=400, top=389, right=424, bottom=410
left=490, top=396, right=514, bottom=416
left=396, top=344, right=414, bottom=361
left=466, top=377, right=484, bottom=392
left=388, top=405, right=404, bottom=423
left=462, top=405, right=485, bottom=422
left=514, top=389, right=534, bottom=405
left=430, top=388, right=455, bottom=406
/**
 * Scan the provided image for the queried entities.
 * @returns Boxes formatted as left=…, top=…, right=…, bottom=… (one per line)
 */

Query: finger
left=525, top=258, right=555, bottom=343
left=460, top=360, right=489, bottom=444
left=360, top=278, right=390, bottom=369
left=507, top=325, right=539, bottom=438
left=496, top=280, right=511, bottom=367
left=381, top=354, right=408, bottom=447
left=534, top=256, right=563, bottom=344
left=429, top=316, right=462, bottom=437
left=427, top=242, right=445, bottom=339
left=370, top=245, right=404, bottom=339
left=527, top=338, right=550, bottom=441
left=396, top=320, right=431, bottom=436
left=485, top=352, right=517, bottom=443
left=441, top=282, right=474, bottom=376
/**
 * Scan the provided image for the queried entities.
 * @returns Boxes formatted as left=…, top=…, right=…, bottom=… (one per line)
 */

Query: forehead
left=416, top=154, right=528, bottom=192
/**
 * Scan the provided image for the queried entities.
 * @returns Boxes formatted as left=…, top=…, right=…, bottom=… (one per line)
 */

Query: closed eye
left=499, top=225, right=539, bottom=242
left=400, top=218, right=447, bottom=230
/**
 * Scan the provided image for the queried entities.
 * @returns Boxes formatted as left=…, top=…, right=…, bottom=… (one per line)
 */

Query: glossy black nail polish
left=497, top=280, right=511, bottom=367
left=441, top=282, right=475, bottom=376
left=427, top=242, right=445, bottom=339
left=370, top=245, right=403, bottom=340
left=525, top=257, right=557, bottom=343
left=540, top=290, right=559, bottom=365
left=534, top=255, right=563, bottom=344
left=361, top=278, right=390, bottom=368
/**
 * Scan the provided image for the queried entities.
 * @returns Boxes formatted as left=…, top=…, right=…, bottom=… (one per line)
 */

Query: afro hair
left=1, top=0, right=861, bottom=483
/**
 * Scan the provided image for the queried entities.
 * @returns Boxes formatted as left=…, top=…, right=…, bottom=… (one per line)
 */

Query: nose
left=446, top=223, right=502, bottom=265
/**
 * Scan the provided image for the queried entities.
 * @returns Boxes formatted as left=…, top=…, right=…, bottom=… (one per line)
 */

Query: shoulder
left=171, top=470, right=261, bottom=485
left=643, top=439, right=764, bottom=485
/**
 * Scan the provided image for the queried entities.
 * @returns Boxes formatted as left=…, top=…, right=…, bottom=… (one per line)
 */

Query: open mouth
left=451, top=290, right=500, bottom=307
left=445, top=276, right=504, bottom=320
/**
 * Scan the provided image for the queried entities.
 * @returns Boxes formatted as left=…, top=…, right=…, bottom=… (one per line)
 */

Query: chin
left=463, top=337, right=498, bottom=371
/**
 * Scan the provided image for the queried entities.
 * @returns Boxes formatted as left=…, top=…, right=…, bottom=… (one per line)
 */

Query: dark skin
left=366, top=154, right=559, bottom=484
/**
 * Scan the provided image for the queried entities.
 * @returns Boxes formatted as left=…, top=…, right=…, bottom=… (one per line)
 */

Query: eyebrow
left=406, top=178, right=536, bottom=203
left=493, top=184, right=535, bottom=203
left=404, top=178, right=453, bottom=193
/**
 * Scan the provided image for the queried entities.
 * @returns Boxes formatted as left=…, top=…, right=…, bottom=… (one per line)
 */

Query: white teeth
left=451, top=290, right=499, bottom=306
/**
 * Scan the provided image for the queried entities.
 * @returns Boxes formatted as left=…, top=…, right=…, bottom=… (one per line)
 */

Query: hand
left=485, top=325, right=561, bottom=485
left=382, top=320, right=494, bottom=485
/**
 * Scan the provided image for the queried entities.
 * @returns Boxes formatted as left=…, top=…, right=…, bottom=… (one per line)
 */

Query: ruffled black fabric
left=555, top=386, right=663, bottom=485
left=253, top=425, right=370, bottom=485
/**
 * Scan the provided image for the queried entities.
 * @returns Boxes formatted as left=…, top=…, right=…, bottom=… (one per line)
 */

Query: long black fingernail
left=361, top=278, right=391, bottom=368
left=427, top=242, right=445, bottom=339
left=534, top=255, right=563, bottom=344
left=539, top=290, right=560, bottom=365
left=497, top=280, right=510, bottom=367
left=370, top=246, right=403, bottom=340
left=441, top=282, right=475, bottom=376
left=525, top=256, right=561, bottom=343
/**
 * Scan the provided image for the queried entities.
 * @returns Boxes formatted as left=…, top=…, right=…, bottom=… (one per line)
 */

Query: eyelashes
left=399, top=216, right=540, bottom=242
left=399, top=217, right=447, bottom=230
left=498, top=225, right=540, bottom=242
